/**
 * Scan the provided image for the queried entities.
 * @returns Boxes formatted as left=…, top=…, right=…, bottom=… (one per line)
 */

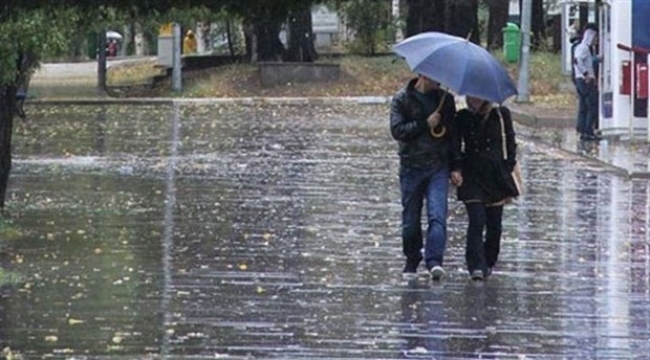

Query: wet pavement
left=2, top=101, right=650, bottom=359
left=507, top=100, right=650, bottom=179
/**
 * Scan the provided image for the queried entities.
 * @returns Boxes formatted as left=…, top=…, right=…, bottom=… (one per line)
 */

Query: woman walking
left=453, top=96, right=520, bottom=281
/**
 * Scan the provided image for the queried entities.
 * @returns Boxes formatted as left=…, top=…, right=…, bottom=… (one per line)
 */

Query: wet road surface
left=1, top=102, right=650, bottom=359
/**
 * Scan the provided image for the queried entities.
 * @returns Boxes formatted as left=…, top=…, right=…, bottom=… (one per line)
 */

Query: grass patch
left=0, top=268, right=23, bottom=286
left=107, top=59, right=164, bottom=86
left=0, top=217, right=21, bottom=241
left=109, top=50, right=574, bottom=109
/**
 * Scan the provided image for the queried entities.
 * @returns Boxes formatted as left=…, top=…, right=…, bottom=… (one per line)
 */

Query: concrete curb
left=509, top=108, right=574, bottom=129
left=26, top=96, right=393, bottom=106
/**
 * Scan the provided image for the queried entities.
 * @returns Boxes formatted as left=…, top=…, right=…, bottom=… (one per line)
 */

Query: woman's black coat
left=453, top=106, right=519, bottom=204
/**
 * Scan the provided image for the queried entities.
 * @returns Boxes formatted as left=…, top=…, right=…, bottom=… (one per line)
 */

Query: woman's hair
left=468, top=97, right=493, bottom=120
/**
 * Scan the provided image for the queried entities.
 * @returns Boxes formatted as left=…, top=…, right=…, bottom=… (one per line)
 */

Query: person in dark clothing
left=389, top=74, right=460, bottom=281
left=453, top=96, right=519, bottom=281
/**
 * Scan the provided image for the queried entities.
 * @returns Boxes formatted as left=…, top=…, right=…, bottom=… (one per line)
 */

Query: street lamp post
left=517, top=0, right=533, bottom=103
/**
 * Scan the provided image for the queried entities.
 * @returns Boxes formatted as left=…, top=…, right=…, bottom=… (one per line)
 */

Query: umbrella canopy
left=106, top=30, right=123, bottom=40
left=392, top=31, right=518, bottom=104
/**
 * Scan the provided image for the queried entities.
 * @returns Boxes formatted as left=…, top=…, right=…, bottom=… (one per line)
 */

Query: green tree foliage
left=339, top=0, right=392, bottom=55
left=0, top=0, right=215, bottom=210
left=0, top=6, right=76, bottom=86
left=0, top=4, right=80, bottom=210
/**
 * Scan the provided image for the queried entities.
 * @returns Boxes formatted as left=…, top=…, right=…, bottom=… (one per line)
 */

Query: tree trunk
left=486, top=0, right=509, bottom=50
left=405, top=0, right=445, bottom=37
left=444, top=0, right=480, bottom=44
left=134, top=22, right=148, bottom=56
left=0, top=88, right=15, bottom=210
left=531, top=0, right=546, bottom=49
left=519, top=0, right=546, bottom=50
left=252, top=17, right=285, bottom=62
left=551, top=13, right=562, bottom=52
left=285, top=4, right=318, bottom=62
left=196, top=22, right=205, bottom=54
left=244, top=23, right=257, bottom=62
left=393, top=0, right=404, bottom=42
left=122, top=24, right=132, bottom=57
left=226, top=20, right=236, bottom=57
left=1, top=51, right=37, bottom=209
left=97, top=32, right=107, bottom=95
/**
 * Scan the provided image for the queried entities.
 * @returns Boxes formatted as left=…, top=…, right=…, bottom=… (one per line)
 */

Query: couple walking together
left=390, top=74, right=520, bottom=281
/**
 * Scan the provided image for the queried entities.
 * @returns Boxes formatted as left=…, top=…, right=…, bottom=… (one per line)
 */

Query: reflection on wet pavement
left=0, top=103, right=649, bottom=359
left=518, top=121, right=650, bottom=177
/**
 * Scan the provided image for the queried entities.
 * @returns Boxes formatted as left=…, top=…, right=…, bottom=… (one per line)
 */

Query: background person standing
left=573, top=26, right=600, bottom=141
left=183, top=30, right=198, bottom=54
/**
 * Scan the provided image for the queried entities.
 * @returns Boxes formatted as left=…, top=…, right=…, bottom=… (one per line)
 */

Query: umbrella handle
left=430, top=125, right=446, bottom=138
left=434, top=91, right=447, bottom=113
left=430, top=91, right=448, bottom=138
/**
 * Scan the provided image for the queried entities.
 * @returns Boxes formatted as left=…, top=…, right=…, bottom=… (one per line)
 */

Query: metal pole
left=97, top=31, right=108, bottom=96
left=172, top=23, right=182, bottom=92
left=517, top=0, right=532, bottom=103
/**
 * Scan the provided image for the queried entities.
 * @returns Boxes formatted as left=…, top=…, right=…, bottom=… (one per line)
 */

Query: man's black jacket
left=390, top=78, right=460, bottom=171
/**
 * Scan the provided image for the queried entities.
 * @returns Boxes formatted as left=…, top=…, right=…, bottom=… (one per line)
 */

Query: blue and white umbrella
left=106, top=30, right=123, bottom=40
left=393, top=31, right=518, bottom=104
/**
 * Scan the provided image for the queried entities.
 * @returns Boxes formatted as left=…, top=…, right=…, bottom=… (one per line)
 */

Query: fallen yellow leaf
left=68, top=318, right=85, bottom=325
left=44, top=335, right=58, bottom=342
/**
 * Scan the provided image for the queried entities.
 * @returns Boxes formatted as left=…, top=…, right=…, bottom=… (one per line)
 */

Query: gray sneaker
left=430, top=265, right=445, bottom=281
left=471, top=270, right=484, bottom=281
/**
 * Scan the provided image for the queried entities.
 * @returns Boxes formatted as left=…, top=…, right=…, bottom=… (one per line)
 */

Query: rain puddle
left=0, top=103, right=648, bottom=359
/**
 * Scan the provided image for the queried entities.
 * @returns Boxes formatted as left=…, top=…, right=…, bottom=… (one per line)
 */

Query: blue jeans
left=575, top=78, right=598, bottom=136
left=399, top=166, right=449, bottom=269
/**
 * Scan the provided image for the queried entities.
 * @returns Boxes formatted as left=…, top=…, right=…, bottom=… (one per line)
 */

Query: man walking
left=389, top=74, right=461, bottom=280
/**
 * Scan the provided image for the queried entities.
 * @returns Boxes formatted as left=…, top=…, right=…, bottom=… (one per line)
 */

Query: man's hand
left=427, top=112, right=441, bottom=129
left=450, top=170, right=463, bottom=187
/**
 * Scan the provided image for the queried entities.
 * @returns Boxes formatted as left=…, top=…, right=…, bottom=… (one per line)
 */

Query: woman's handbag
left=497, top=108, right=524, bottom=197
left=511, top=162, right=523, bottom=195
